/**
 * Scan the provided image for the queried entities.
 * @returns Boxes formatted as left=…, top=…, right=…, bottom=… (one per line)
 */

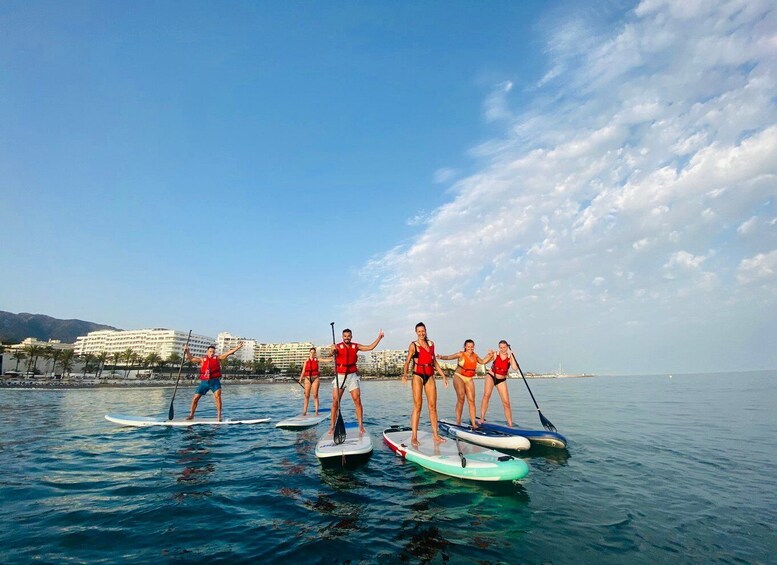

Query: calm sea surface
left=1, top=371, right=775, bottom=564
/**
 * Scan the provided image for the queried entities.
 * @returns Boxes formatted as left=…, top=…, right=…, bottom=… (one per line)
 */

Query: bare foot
left=411, top=436, right=420, bottom=447
left=185, top=415, right=194, bottom=421
left=359, top=426, right=366, bottom=434
left=433, top=435, right=447, bottom=444
left=327, top=428, right=334, bottom=436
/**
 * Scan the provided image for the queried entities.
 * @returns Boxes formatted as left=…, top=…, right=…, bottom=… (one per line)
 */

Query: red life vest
left=492, top=354, right=511, bottom=376
left=335, top=342, right=359, bottom=375
left=200, top=356, right=222, bottom=380
left=413, top=342, right=435, bottom=377
left=303, top=359, right=320, bottom=377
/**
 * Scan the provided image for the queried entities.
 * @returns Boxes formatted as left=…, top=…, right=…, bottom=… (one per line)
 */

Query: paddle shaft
left=512, top=354, right=541, bottom=410
left=331, top=322, right=347, bottom=444
left=168, top=330, right=192, bottom=420
left=512, top=353, right=557, bottom=432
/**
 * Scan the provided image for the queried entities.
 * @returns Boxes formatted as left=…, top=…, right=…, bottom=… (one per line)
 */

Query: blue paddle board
left=478, top=421, right=568, bottom=449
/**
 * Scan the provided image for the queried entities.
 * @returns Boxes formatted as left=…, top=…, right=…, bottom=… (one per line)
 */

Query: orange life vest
left=335, top=342, right=359, bottom=375
left=458, top=354, right=477, bottom=378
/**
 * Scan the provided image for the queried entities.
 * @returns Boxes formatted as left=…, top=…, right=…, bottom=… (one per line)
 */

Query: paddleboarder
left=401, top=322, right=449, bottom=447
left=298, top=346, right=330, bottom=416
left=479, top=340, right=518, bottom=427
left=437, top=340, right=494, bottom=429
left=327, top=328, right=384, bottom=435
left=183, top=342, right=243, bottom=421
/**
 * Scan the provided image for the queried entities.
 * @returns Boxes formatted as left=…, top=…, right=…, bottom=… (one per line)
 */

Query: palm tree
left=145, top=352, right=162, bottom=372
left=167, top=353, right=182, bottom=379
left=24, top=344, right=43, bottom=374
left=81, top=353, right=96, bottom=377
left=12, top=350, right=27, bottom=371
left=59, top=349, right=75, bottom=377
left=48, top=347, right=64, bottom=377
left=111, top=351, right=121, bottom=373
left=121, top=348, right=134, bottom=378
left=96, top=352, right=108, bottom=378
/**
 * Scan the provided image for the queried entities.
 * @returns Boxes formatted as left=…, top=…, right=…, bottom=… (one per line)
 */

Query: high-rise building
left=216, top=333, right=257, bottom=363
left=74, top=329, right=214, bottom=358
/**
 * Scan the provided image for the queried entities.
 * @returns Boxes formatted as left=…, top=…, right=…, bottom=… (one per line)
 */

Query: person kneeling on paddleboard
left=401, top=322, right=449, bottom=447
left=328, top=328, right=383, bottom=435
left=184, top=342, right=243, bottom=421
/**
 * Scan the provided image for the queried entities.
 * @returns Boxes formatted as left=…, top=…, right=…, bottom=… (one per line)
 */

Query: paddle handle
left=168, top=330, right=192, bottom=420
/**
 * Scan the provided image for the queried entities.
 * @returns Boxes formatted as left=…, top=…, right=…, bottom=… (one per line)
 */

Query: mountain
left=0, top=311, right=118, bottom=344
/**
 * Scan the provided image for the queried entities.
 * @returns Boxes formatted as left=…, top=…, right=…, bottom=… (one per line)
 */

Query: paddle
left=168, top=330, right=192, bottom=420
left=331, top=322, right=347, bottom=445
left=512, top=353, right=557, bottom=432
left=454, top=435, right=467, bottom=468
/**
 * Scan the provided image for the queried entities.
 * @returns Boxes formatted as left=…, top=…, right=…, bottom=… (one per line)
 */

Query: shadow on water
left=171, top=427, right=218, bottom=500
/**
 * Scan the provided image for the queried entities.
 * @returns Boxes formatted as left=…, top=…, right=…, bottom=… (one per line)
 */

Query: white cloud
left=737, top=250, right=777, bottom=284
left=352, top=0, right=777, bottom=374
left=737, top=216, right=758, bottom=235
left=433, top=168, right=458, bottom=184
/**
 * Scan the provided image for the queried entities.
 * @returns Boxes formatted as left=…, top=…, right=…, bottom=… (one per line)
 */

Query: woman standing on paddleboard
left=401, top=322, right=449, bottom=446
left=479, top=340, right=518, bottom=427
left=298, top=347, right=327, bottom=416
left=437, top=340, right=493, bottom=429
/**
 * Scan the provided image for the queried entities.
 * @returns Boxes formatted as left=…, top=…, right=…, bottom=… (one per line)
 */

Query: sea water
left=1, top=371, right=775, bottom=563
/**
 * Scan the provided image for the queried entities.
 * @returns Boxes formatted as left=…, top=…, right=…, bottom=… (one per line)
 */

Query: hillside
left=0, top=311, right=118, bottom=344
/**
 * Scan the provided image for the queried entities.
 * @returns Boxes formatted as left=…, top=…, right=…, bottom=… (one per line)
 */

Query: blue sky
left=2, top=0, right=775, bottom=374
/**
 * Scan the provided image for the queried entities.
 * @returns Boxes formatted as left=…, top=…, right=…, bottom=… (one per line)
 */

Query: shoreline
left=0, top=373, right=594, bottom=389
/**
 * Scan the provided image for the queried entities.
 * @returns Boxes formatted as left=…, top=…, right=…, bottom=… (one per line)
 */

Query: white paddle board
left=383, top=425, right=529, bottom=482
left=438, top=420, right=530, bottom=451
left=105, top=414, right=271, bottom=427
left=276, top=408, right=330, bottom=429
left=315, top=422, right=373, bottom=466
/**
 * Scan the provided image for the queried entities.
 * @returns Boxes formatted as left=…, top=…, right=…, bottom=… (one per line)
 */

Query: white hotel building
left=74, top=329, right=214, bottom=358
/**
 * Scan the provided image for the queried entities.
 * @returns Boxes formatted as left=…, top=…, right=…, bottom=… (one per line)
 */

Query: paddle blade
left=168, top=403, right=174, bottom=421
left=455, top=436, right=467, bottom=468
left=334, top=410, right=346, bottom=445
left=539, top=411, right=557, bottom=432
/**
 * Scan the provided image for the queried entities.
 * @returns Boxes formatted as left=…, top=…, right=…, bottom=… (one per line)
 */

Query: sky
left=1, top=0, right=775, bottom=374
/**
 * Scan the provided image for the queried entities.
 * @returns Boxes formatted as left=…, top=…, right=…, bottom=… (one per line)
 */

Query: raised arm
left=218, top=341, right=244, bottom=360
left=478, top=350, right=495, bottom=365
left=183, top=346, right=203, bottom=365
left=436, top=351, right=461, bottom=361
left=357, top=329, right=385, bottom=352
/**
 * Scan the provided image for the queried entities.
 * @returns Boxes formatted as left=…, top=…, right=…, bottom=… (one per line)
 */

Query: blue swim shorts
left=196, top=378, right=222, bottom=396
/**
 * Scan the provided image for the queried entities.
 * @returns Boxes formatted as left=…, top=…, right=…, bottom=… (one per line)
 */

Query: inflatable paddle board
left=276, top=408, right=330, bottom=429
left=383, top=426, right=529, bottom=482
left=478, top=421, right=568, bottom=449
left=315, top=422, right=373, bottom=467
left=105, top=414, right=271, bottom=427
left=438, top=420, right=530, bottom=451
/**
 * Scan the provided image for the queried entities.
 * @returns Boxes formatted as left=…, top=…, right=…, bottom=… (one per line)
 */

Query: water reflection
left=172, top=428, right=218, bottom=499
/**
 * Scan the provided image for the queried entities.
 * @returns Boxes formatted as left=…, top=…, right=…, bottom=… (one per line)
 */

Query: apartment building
left=74, top=329, right=214, bottom=358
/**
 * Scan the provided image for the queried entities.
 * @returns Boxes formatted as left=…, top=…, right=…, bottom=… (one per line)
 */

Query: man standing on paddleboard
left=184, top=342, right=243, bottom=421
left=328, top=328, right=383, bottom=434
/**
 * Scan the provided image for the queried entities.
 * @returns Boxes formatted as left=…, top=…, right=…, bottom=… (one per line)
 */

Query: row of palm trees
left=2, top=344, right=283, bottom=379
